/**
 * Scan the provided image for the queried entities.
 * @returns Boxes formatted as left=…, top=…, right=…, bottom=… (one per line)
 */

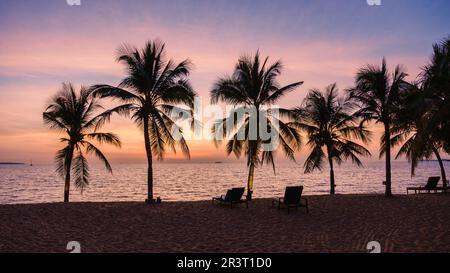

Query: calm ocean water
left=0, top=161, right=449, bottom=204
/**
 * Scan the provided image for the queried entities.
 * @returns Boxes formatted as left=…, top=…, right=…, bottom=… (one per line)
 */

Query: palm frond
left=83, top=141, right=113, bottom=173
left=91, top=85, right=141, bottom=102
left=85, top=103, right=133, bottom=129
left=85, top=132, right=121, bottom=148
left=72, top=151, right=89, bottom=191
left=54, top=145, right=74, bottom=178
left=304, top=146, right=325, bottom=173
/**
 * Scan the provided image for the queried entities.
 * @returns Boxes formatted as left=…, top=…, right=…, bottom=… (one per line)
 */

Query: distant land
left=0, top=162, right=25, bottom=165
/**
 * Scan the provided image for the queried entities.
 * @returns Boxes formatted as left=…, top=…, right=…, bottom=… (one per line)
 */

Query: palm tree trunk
left=247, top=160, right=255, bottom=201
left=246, top=108, right=260, bottom=201
left=328, top=155, right=336, bottom=195
left=247, top=141, right=257, bottom=201
left=143, top=116, right=154, bottom=203
left=432, top=147, right=447, bottom=188
left=63, top=145, right=74, bottom=203
left=384, top=122, right=392, bottom=197
left=64, top=172, right=71, bottom=203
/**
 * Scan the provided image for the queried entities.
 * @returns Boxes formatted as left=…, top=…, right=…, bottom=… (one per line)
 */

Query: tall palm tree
left=417, top=37, right=450, bottom=188
left=348, top=58, right=410, bottom=196
left=91, top=40, right=196, bottom=203
left=211, top=51, right=303, bottom=200
left=43, top=83, right=121, bottom=202
left=391, top=84, right=447, bottom=187
left=293, top=84, right=372, bottom=194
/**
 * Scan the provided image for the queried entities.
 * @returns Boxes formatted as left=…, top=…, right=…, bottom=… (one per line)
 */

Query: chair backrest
left=223, top=190, right=233, bottom=201
left=425, top=177, right=440, bottom=190
left=284, top=186, right=303, bottom=205
left=225, top=187, right=245, bottom=202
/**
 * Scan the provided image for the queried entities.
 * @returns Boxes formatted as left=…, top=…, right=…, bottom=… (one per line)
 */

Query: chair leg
left=304, top=199, right=309, bottom=214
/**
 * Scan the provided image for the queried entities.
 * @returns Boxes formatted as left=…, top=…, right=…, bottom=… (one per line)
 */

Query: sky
left=0, top=0, right=449, bottom=164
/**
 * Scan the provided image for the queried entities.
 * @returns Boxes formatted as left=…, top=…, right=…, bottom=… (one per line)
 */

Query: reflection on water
left=0, top=161, right=448, bottom=204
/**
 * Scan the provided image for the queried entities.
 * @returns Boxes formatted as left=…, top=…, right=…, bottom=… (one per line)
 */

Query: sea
left=0, top=161, right=449, bottom=204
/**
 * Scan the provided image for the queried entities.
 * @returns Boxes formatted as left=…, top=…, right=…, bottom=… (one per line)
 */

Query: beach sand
left=0, top=194, right=449, bottom=253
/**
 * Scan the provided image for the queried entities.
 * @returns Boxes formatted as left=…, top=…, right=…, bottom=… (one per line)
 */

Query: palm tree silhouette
left=418, top=37, right=450, bottom=188
left=43, top=83, right=121, bottom=202
left=211, top=51, right=303, bottom=200
left=91, top=40, right=196, bottom=203
left=293, top=84, right=371, bottom=194
left=348, top=58, right=410, bottom=196
left=391, top=84, right=447, bottom=186
left=420, top=37, right=450, bottom=101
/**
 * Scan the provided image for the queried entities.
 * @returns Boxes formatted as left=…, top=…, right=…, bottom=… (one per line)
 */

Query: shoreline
left=0, top=192, right=443, bottom=206
left=1, top=191, right=447, bottom=206
left=0, top=192, right=447, bottom=206
left=1, top=194, right=449, bottom=253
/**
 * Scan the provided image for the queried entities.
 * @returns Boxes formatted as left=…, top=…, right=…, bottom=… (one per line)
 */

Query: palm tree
left=91, top=40, right=196, bottom=203
left=348, top=58, right=410, bottom=196
left=391, top=84, right=447, bottom=187
left=211, top=51, right=303, bottom=200
left=417, top=37, right=450, bottom=188
left=43, top=83, right=121, bottom=202
left=293, top=84, right=372, bottom=194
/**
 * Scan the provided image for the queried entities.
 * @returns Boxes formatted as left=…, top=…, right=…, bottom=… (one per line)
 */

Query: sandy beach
left=0, top=194, right=449, bottom=253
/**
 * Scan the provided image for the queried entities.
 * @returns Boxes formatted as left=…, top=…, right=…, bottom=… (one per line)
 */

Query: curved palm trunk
left=384, top=122, right=392, bottom=197
left=432, top=147, right=447, bottom=188
left=143, top=116, right=154, bottom=203
left=63, top=145, right=74, bottom=203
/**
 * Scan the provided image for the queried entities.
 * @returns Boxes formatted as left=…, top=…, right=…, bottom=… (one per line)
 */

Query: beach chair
left=212, top=187, right=248, bottom=208
left=435, top=180, right=450, bottom=193
left=406, top=177, right=440, bottom=194
left=272, top=186, right=309, bottom=214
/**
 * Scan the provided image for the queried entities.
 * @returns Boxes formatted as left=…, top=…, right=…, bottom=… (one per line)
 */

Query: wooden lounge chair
left=272, top=186, right=309, bottom=214
left=407, top=177, right=440, bottom=194
left=212, top=187, right=248, bottom=208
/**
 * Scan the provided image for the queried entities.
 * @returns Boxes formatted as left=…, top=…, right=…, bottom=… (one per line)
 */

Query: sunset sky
left=0, top=0, right=449, bottom=164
